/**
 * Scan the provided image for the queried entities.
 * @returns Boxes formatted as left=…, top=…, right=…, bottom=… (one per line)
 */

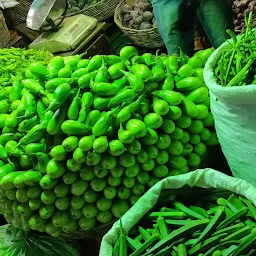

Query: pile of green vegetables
left=67, top=0, right=100, bottom=14
left=0, top=45, right=217, bottom=236
left=114, top=191, right=256, bottom=256
left=215, top=12, right=256, bottom=87
left=0, top=224, right=79, bottom=256
left=0, top=48, right=52, bottom=87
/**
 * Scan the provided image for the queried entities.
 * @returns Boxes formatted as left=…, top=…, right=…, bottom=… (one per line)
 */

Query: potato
left=133, top=15, right=144, bottom=25
left=120, top=4, right=133, bottom=15
left=139, top=22, right=152, bottom=30
left=143, top=11, right=153, bottom=22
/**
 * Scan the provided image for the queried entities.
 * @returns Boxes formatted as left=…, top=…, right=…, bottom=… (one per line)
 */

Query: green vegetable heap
left=114, top=191, right=256, bottom=256
left=215, top=12, right=256, bottom=87
left=0, top=45, right=217, bottom=236
left=0, top=48, right=52, bottom=86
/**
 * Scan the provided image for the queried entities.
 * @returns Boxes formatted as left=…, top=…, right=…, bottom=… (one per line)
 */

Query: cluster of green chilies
left=0, top=46, right=217, bottom=236
left=0, top=48, right=52, bottom=86
left=215, top=12, right=256, bottom=87
left=114, top=193, right=256, bottom=256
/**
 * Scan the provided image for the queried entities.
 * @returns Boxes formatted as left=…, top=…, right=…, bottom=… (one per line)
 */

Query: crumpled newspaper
left=0, top=0, right=19, bottom=9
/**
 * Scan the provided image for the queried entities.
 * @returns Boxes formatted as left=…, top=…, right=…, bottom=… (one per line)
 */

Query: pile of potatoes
left=233, top=0, right=256, bottom=33
left=120, top=0, right=157, bottom=30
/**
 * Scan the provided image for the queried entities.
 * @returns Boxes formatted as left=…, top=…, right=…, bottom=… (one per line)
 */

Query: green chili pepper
left=71, top=68, right=89, bottom=80
left=48, top=56, right=65, bottom=79
left=58, top=64, right=72, bottom=78
left=151, top=65, right=166, bottom=82
left=141, top=53, right=154, bottom=66
left=19, top=92, right=36, bottom=119
left=108, top=62, right=125, bottom=80
left=93, top=97, right=110, bottom=110
left=108, top=88, right=137, bottom=108
left=64, top=56, right=81, bottom=71
left=77, top=59, right=90, bottom=69
left=29, top=62, right=48, bottom=77
left=18, top=124, right=46, bottom=145
left=5, top=110, right=19, bottom=128
left=164, top=55, right=178, bottom=74
left=95, top=60, right=109, bottom=83
left=90, top=81, right=120, bottom=97
left=77, top=71, right=97, bottom=89
left=36, top=100, right=47, bottom=120
left=0, top=163, right=16, bottom=181
left=34, top=153, right=50, bottom=174
left=131, top=64, right=151, bottom=79
left=120, top=46, right=138, bottom=60
left=9, top=79, right=23, bottom=103
left=43, top=83, right=71, bottom=113
left=0, top=114, right=8, bottom=129
left=77, top=92, right=94, bottom=123
left=61, top=120, right=91, bottom=136
left=0, top=133, right=22, bottom=146
left=0, top=99, right=9, bottom=114
left=45, top=78, right=69, bottom=93
left=104, top=55, right=122, bottom=66
left=92, top=110, right=115, bottom=137
left=47, top=105, right=68, bottom=135
left=68, top=89, right=81, bottom=120
left=22, top=79, right=45, bottom=95
left=18, top=116, right=39, bottom=133
left=86, top=55, right=102, bottom=72
left=162, top=74, right=175, bottom=90
left=121, top=71, right=144, bottom=93
left=5, top=140, right=23, bottom=157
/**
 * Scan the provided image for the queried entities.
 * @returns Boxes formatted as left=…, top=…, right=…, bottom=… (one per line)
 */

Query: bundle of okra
left=215, top=12, right=256, bottom=87
left=113, top=193, right=256, bottom=256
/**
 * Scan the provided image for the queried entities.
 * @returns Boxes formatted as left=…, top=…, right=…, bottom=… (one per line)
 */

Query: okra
left=160, top=207, right=176, bottom=212
left=212, top=222, right=245, bottom=236
left=216, top=207, right=248, bottom=230
left=127, top=236, right=142, bottom=251
left=222, top=245, right=238, bottom=255
left=149, top=212, right=186, bottom=220
left=113, top=237, right=120, bottom=256
left=173, top=202, right=205, bottom=220
left=228, top=194, right=246, bottom=210
left=177, top=244, right=187, bottom=256
left=165, top=220, right=194, bottom=226
left=189, top=206, right=209, bottom=218
left=239, top=196, right=256, bottom=219
left=192, top=208, right=224, bottom=246
left=221, top=225, right=253, bottom=242
left=189, top=233, right=227, bottom=255
left=119, top=219, right=127, bottom=256
left=144, top=219, right=209, bottom=256
left=157, top=217, right=169, bottom=239
left=231, top=230, right=256, bottom=256
left=139, top=227, right=151, bottom=241
left=131, top=234, right=159, bottom=256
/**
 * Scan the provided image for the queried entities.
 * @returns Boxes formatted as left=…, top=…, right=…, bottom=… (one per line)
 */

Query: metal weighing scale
left=27, top=0, right=98, bottom=53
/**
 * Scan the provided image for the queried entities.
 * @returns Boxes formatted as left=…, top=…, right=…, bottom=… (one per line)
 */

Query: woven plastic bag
left=100, top=168, right=256, bottom=255
left=204, top=42, right=256, bottom=186
left=0, top=224, right=80, bottom=256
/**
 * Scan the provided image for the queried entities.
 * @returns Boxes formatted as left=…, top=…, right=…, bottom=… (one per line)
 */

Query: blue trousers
left=152, top=0, right=233, bottom=56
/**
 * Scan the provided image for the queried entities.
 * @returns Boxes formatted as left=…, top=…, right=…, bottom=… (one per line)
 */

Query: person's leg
left=152, top=0, right=199, bottom=56
left=197, top=0, right=234, bottom=49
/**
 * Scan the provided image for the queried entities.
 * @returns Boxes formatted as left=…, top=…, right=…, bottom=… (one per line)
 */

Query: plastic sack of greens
left=100, top=168, right=256, bottom=255
left=0, top=224, right=80, bottom=256
left=203, top=15, right=256, bottom=186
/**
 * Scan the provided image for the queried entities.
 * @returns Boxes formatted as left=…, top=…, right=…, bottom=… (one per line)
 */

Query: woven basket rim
left=114, top=0, right=158, bottom=32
